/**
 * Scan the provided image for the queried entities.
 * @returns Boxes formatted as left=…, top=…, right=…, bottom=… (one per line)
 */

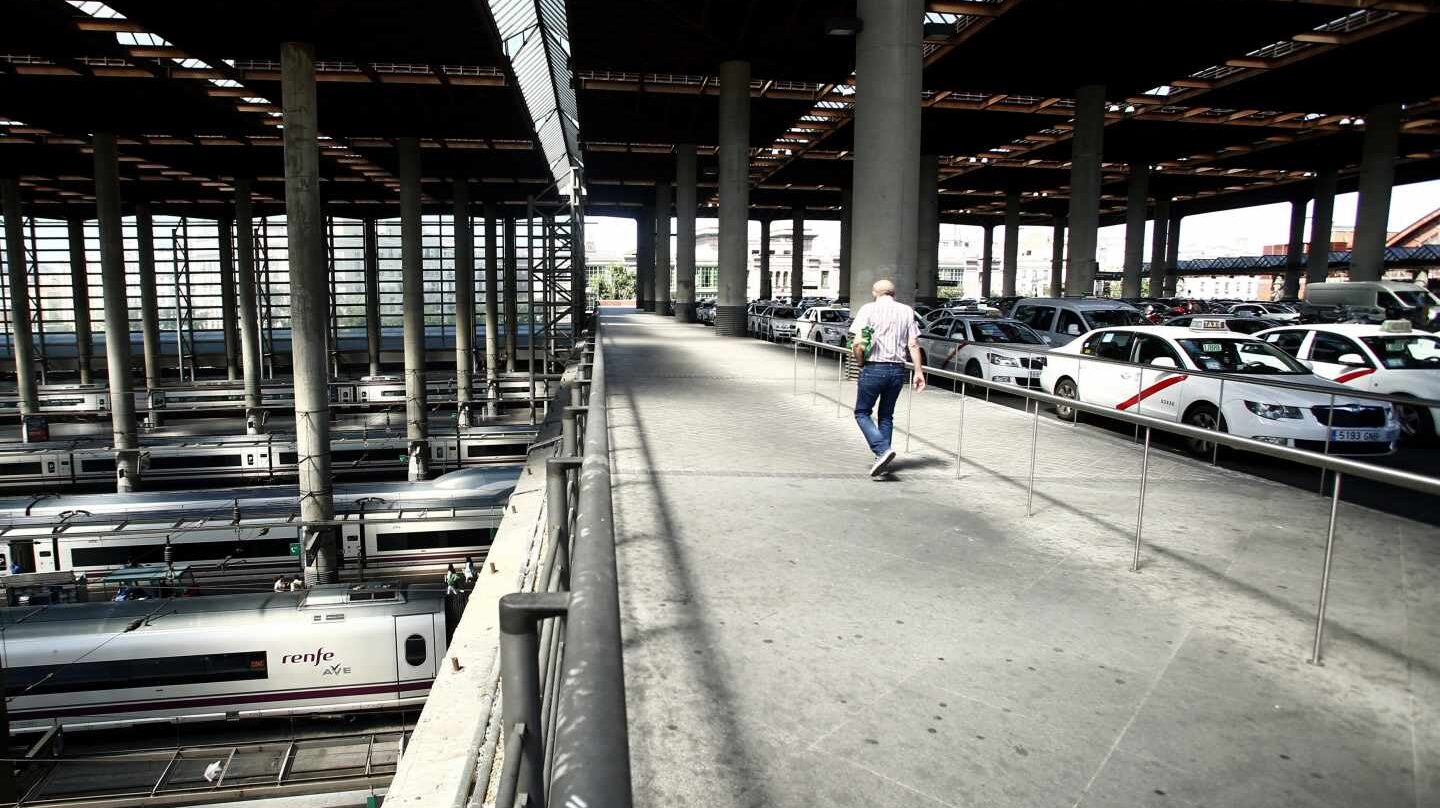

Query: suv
left=1009, top=298, right=1145, bottom=346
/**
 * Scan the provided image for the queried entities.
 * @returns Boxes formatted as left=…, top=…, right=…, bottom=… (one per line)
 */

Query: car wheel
left=1397, top=400, right=1436, bottom=442
left=964, top=359, right=983, bottom=379
left=1183, top=404, right=1227, bottom=458
left=1054, top=377, right=1079, bottom=422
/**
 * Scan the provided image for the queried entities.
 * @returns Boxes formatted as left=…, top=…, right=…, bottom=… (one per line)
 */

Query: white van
left=1303, top=281, right=1437, bottom=321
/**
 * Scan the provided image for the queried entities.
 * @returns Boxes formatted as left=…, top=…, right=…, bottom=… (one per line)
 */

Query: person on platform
left=463, top=556, right=477, bottom=588
left=445, top=564, right=464, bottom=596
left=847, top=279, right=926, bottom=478
left=289, top=576, right=304, bottom=592
left=273, top=576, right=288, bottom=594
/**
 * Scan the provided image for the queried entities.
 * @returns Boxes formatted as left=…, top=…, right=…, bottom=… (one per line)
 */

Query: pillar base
left=656, top=301, right=673, bottom=316
left=714, top=305, right=747, bottom=336
left=674, top=302, right=696, bottom=323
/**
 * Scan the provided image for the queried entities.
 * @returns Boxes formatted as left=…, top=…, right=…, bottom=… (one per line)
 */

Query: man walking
left=848, top=279, right=925, bottom=477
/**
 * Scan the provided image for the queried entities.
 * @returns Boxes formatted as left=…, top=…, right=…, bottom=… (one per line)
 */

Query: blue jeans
left=854, top=362, right=905, bottom=456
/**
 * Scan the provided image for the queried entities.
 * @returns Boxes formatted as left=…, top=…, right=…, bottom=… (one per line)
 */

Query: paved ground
left=604, top=309, right=1440, bottom=808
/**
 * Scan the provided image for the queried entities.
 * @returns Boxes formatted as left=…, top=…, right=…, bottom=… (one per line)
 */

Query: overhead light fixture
left=824, top=16, right=863, bottom=37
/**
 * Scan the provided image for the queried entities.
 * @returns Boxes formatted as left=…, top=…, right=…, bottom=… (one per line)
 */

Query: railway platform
left=604, top=309, right=1440, bottom=808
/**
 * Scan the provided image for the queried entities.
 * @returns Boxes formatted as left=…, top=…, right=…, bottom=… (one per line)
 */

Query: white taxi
left=918, top=314, right=1048, bottom=388
left=1039, top=319, right=1400, bottom=457
left=795, top=306, right=851, bottom=345
left=1256, top=320, right=1440, bottom=441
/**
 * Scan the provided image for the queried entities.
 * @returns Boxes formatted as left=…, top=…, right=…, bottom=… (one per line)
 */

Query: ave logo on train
left=282, top=647, right=352, bottom=676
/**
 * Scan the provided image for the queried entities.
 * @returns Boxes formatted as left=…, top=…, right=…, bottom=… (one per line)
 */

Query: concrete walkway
left=604, top=309, right=1440, bottom=808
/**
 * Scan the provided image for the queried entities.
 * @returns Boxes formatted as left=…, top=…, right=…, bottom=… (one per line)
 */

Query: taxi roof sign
left=1189, top=318, right=1229, bottom=331
left=1380, top=319, right=1412, bottom=333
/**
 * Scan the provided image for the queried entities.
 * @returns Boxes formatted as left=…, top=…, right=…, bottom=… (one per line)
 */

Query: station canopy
left=2, top=0, right=1437, bottom=223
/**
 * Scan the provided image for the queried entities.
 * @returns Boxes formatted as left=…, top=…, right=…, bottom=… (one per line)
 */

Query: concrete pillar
left=674, top=144, right=698, bottom=322
left=503, top=216, right=518, bottom=372
left=1350, top=102, right=1401, bottom=282
left=1307, top=169, right=1337, bottom=286
left=93, top=134, right=140, bottom=490
left=635, top=209, right=655, bottom=313
left=66, top=219, right=95, bottom=384
left=280, top=41, right=336, bottom=583
left=654, top=183, right=672, bottom=315
left=839, top=186, right=853, bottom=302
left=1002, top=186, right=1021, bottom=297
left=454, top=179, right=475, bottom=427
left=980, top=223, right=994, bottom=299
left=715, top=59, right=751, bottom=335
left=1064, top=84, right=1105, bottom=297
left=1149, top=196, right=1170, bottom=296
left=917, top=155, right=940, bottom=301
left=1164, top=212, right=1182, bottom=296
left=1, top=179, right=38, bottom=420
left=790, top=205, right=804, bottom=302
left=758, top=219, right=772, bottom=300
left=134, top=204, right=162, bottom=394
left=1121, top=163, right=1149, bottom=299
left=398, top=137, right=428, bottom=480
left=850, top=0, right=922, bottom=304
left=235, top=179, right=263, bottom=432
left=216, top=215, right=239, bottom=380
left=1050, top=217, right=1066, bottom=298
left=363, top=218, right=381, bottom=376
left=483, top=205, right=500, bottom=414
left=1282, top=197, right=1307, bottom=300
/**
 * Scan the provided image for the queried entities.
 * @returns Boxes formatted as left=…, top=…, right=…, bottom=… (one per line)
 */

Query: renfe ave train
left=0, top=582, right=448, bottom=730
left=0, top=465, right=520, bottom=581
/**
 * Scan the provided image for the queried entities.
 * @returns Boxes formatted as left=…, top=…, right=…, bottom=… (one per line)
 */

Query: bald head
left=872, top=279, right=896, bottom=300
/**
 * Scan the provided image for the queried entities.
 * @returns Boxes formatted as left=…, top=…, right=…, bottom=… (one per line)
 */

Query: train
left=0, top=582, right=448, bottom=731
left=0, top=424, right=536, bottom=490
left=0, top=372, right=557, bottom=419
left=0, top=465, right=520, bottom=583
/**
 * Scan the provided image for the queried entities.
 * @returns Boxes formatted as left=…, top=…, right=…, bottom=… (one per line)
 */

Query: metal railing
left=790, top=335, right=1440, bottom=665
left=492, top=324, right=632, bottom=808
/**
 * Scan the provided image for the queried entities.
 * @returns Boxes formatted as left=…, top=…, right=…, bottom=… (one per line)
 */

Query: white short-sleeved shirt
left=848, top=296, right=919, bottom=364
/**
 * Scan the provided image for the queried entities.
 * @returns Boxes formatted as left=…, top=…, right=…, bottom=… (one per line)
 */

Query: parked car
left=696, top=299, right=716, bottom=325
left=755, top=304, right=800, bottom=341
left=918, top=315, right=1049, bottom=388
left=1009, top=298, right=1145, bottom=347
left=1038, top=318, right=1399, bottom=457
left=1257, top=320, right=1440, bottom=441
left=1163, top=314, right=1283, bottom=335
left=1228, top=302, right=1300, bottom=322
left=795, top=306, right=851, bottom=345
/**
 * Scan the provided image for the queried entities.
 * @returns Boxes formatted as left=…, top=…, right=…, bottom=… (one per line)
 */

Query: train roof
left=0, top=583, right=446, bottom=642
left=0, top=465, right=521, bottom=526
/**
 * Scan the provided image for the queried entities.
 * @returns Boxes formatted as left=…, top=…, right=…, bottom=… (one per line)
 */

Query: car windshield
left=1260, top=304, right=1293, bottom=314
left=1176, top=338, right=1310, bottom=375
left=769, top=307, right=796, bottom=319
left=1225, top=319, right=1278, bottom=335
left=820, top=310, right=850, bottom=323
left=1083, top=308, right=1143, bottom=328
left=969, top=320, right=1045, bottom=345
left=1361, top=335, right=1440, bottom=370
left=1393, top=290, right=1437, bottom=309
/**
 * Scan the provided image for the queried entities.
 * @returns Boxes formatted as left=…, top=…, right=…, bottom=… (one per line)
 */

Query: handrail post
left=905, top=365, right=915, bottom=453
left=811, top=344, right=819, bottom=405
left=1132, top=426, right=1152, bottom=572
left=791, top=338, right=798, bottom=395
left=1310, top=472, right=1343, bottom=665
left=954, top=381, right=966, bottom=478
left=1025, top=397, right=1041, bottom=516
left=498, top=592, right=570, bottom=807
left=835, top=350, right=843, bottom=418
left=562, top=408, right=587, bottom=459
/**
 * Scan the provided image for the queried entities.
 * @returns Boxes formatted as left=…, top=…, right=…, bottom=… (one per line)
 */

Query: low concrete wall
left=384, top=376, right=570, bottom=808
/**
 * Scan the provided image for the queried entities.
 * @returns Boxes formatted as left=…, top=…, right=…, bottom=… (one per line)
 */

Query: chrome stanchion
left=1025, top=398, right=1041, bottom=516
left=954, top=381, right=966, bottom=478
left=1212, top=377, right=1225, bottom=465
left=836, top=351, right=843, bottom=418
left=1309, top=472, right=1343, bottom=666
left=1319, top=392, right=1336, bottom=494
left=904, top=366, right=915, bottom=453
left=791, top=339, right=797, bottom=395
left=1132, top=426, right=1152, bottom=572
left=811, top=344, right=819, bottom=405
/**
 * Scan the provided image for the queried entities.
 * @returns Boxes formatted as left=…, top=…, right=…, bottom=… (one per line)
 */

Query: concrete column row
left=674, top=144, right=697, bottom=322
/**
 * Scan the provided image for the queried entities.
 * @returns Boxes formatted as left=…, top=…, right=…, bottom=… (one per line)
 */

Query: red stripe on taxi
left=1116, top=374, right=1185, bottom=411
left=1334, top=367, right=1376, bottom=384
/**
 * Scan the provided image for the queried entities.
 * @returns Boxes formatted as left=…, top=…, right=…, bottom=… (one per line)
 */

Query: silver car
left=918, top=315, right=1049, bottom=388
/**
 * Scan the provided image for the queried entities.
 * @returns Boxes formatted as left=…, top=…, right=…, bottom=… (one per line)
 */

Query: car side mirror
left=1337, top=353, right=1366, bottom=367
left=1150, top=357, right=1177, bottom=368
left=1066, top=324, right=1081, bottom=336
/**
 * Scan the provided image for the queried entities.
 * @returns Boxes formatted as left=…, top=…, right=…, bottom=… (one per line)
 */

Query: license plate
left=1331, top=429, right=1383, bottom=442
